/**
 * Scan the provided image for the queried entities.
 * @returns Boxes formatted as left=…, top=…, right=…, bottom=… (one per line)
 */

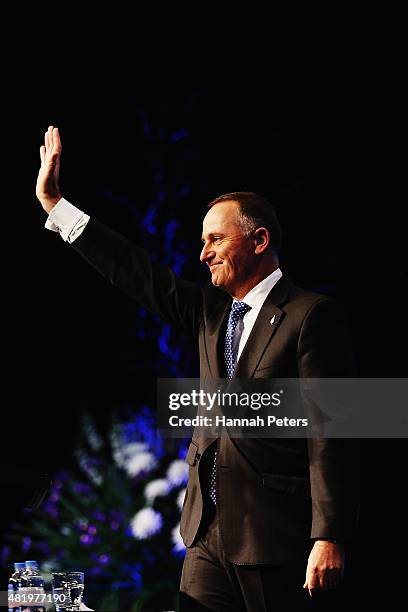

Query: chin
left=211, top=274, right=223, bottom=288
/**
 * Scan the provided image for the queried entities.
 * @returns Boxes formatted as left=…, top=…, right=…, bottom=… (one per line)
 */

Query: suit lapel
left=204, top=292, right=231, bottom=378
left=204, top=274, right=293, bottom=379
left=234, top=275, right=292, bottom=378
left=196, top=275, right=292, bottom=447
left=233, top=302, right=283, bottom=378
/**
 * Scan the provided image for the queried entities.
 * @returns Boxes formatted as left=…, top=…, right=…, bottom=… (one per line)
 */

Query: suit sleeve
left=71, top=218, right=203, bottom=339
left=297, top=298, right=360, bottom=543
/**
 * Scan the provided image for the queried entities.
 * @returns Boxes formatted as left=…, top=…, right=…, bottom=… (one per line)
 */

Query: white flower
left=177, top=488, right=187, bottom=511
left=113, top=442, right=149, bottom=469
left=123, top=442, right=149, bottom=455
left=113, top=449, right=124, bottom=468
left=124, top=451, right=157, bottom=477
left=144, top=479, right=171, bottom=503
left=112, top=438, right=157, bottom=477
left=166, top=460, right=188, bottom=487
left=130, top=508, right=163, bottom=539
left=171, top=523, right=186, bottom=553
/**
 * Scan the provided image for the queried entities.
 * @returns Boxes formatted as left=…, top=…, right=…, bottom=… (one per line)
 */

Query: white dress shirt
left=233, top=268, right=282, bottom=362
left=45, top=198, right=90, bottom=243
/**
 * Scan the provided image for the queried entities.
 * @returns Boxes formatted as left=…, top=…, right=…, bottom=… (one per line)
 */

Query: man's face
left=200, top=200, right=257, bottom=296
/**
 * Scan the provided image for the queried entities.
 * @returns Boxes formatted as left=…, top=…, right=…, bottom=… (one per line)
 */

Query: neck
left=231, top=261, right=280, bottom=300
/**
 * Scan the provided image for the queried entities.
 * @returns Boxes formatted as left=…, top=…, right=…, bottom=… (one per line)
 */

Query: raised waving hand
left=36, top=125, right=62, bottom=213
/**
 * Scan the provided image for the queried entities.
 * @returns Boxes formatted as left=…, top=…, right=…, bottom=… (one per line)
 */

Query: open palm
left=36, top=125, right=62, bottom=213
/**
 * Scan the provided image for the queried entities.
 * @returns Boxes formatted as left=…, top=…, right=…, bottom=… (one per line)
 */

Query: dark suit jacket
left=72, top=219, right=359, bottom=565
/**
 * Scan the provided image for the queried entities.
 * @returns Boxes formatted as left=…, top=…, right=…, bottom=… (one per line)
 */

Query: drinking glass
left=51, top=572, right=84, bottom=611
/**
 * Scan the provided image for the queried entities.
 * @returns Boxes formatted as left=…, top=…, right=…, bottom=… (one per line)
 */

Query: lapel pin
left=270, top=315, right=276, bottom=325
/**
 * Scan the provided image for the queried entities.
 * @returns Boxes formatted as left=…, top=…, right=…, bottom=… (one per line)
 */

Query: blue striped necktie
left=209, top=300, right=251, bottom=505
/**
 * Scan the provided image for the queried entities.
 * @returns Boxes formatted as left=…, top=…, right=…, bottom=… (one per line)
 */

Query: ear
left=253, top=227, right=270, bottom=254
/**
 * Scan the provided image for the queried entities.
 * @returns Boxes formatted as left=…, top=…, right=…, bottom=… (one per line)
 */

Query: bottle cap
left=14, top=562, right=25, bottom=570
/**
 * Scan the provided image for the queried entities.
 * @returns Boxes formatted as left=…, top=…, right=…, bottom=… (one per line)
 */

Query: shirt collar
left=235, top=268, right=283, bottom=309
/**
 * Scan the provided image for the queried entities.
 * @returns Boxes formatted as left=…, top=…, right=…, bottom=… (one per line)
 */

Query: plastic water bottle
left=19, top=561, right=45, bottom=612
left=8, top=562, right=25, bottom=612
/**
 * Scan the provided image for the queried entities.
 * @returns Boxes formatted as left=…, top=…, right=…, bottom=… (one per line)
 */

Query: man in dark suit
left=36, top=126, right=359, bottom=611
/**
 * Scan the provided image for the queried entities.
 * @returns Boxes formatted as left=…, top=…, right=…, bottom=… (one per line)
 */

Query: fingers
left=326, top=568, right=338, bottom=589
left=303, top=579, right=313, bottom=597
left=43, top=125, right=61, bottom=162
left=304, top=570, right=341, bottom=597
left=305, top=573, right=319, bottom=597
left=52, top=126, right=62, bottom=153
left=303, top=584, right=316, bottom=598
left=327, top=564, right=344, bottom=589
left=48, top=126, right=61, bottom=159
left=45, top=128, right=50, bottom=152
left=48, top=125, right=54, bottom=154
left=303, top=570, right=316, bottom=597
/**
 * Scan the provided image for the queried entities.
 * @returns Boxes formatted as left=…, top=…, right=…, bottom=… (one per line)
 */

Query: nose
left=200, top=242, right=215, bottom=263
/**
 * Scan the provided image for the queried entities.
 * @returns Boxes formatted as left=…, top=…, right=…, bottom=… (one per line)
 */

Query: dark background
left=1, top=83, right=406, bottom=602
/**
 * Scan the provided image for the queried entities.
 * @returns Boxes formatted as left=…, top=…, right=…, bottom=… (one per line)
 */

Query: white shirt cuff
left=45, top=198, right=90, bottom=243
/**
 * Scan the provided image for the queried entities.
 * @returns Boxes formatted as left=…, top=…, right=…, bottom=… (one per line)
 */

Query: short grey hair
left=208, top=191, right=282, bottom=253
